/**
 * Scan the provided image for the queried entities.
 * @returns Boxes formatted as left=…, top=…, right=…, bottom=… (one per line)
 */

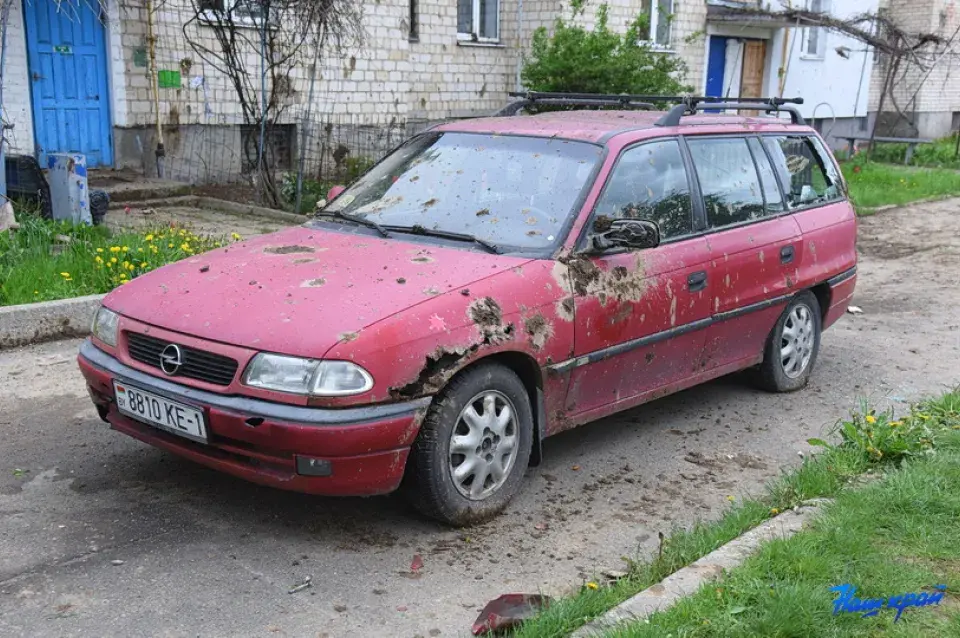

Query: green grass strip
left=511, top=392, right=960, bottom=637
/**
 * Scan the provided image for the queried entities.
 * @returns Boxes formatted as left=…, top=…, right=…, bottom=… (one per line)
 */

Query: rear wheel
left=405, top=363, right=533, bottom=526
left=757, top=291, right=822, bottom=392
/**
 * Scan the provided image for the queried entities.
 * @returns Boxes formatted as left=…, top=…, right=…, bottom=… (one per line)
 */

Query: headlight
left=91, top=307, right=119, bottom=347
left=242, top=354, right=374, bottom=396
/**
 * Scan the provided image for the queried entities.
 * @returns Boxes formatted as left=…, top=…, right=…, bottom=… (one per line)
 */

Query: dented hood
left=104, top=225, right=530, bottom=356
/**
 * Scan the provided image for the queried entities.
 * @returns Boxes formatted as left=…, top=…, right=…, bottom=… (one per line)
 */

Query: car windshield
left=324, top=132, right=603, bottom=249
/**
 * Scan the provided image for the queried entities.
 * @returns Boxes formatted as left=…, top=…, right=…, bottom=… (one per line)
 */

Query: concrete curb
left=0, top=294, right=104, bottom=350
left=110, top=194, right=306, bottom=225
left=572, top=498, right=831, bottom=637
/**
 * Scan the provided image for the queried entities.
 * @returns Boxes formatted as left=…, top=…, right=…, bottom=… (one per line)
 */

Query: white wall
left=772, top=0, right=878, bottom=120
left=2, top=0, right=35, bottom=155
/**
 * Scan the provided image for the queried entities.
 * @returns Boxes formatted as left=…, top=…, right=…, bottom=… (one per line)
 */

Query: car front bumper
left=77, top=339, right=430, bottom=496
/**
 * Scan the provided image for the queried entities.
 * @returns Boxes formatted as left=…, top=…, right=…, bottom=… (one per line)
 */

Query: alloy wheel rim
left=448, top=390, right=519, bottom=500
left=781, top=304, right=815, bottom=379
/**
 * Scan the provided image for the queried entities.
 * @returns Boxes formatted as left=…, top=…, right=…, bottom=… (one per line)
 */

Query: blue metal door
left=706, top=36, right=728, bottom=99
left=23, top=0, right=113, bottom=167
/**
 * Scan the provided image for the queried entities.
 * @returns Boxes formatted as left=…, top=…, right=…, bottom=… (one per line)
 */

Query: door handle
left=32, top=72, right=45, bottom=81
left=780, top=245, right=795, bottom=264
left=687, top=270, right=707, bottom=292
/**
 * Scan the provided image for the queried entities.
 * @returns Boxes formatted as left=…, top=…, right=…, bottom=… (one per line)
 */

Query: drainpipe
left=777, top=2, right=793, bottom=97
left=515, top=0, right=524, bottom=93
left=0, top=0, right=13, bottom=201
left=145, top=0, right=164, bottom=178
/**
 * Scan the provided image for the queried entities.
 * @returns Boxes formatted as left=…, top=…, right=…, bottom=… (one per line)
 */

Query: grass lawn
left=867, top=134, right=960, bottom=170
left=0, top=211, right=234, bottom=307
left=841, top=160, right=960, bottom=212
left=511, top=393, right=960, bottom=638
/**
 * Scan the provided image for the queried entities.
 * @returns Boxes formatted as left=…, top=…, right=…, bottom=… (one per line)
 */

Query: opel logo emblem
left=160, top=344, right=183, bottom=376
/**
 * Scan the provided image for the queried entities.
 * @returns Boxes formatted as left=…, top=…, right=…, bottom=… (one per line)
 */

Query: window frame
left=683, top=135, right=771, bottom=231
left=760, top=133, right=846, bottom=213
left=639, top=0, right=674, bottom=50
left=801, top=0, right=828, bottom=59
left=676, top=132, right=847, bottom=235
left=200, top=0, right=273, bottom=28
left=576, top=136, right=704, bottom=253
left=457, top=0, right=501, bottom=43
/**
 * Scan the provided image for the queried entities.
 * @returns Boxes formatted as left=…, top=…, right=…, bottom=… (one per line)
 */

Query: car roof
left=434, top=109, right=812, bottom=144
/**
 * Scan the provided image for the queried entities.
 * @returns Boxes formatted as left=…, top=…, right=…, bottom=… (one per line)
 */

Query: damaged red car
left=78, top=94, right=857, bottom=525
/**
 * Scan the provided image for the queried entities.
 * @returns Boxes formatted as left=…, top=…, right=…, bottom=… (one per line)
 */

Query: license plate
left=113, top=381, right=208, bottom=443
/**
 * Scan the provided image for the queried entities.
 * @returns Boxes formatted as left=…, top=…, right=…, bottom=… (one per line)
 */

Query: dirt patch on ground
left=857, top=198, right=960, bottom=260
left=193, top=183, right=260, bottom=206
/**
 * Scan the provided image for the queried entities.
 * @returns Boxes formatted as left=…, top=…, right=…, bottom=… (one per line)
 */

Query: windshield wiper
left=383, top=224, right=501, bottom=254
left=315, top=210, right=390, bottom=238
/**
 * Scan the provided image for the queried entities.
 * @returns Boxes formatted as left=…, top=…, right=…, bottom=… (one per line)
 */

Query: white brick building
left=1, top=0, right=877, bottom=182
left=869, top=0, right=960, bottom=139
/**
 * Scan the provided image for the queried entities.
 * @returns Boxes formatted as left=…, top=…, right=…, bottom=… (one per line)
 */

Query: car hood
left=104, top=225, right=531, bottom=356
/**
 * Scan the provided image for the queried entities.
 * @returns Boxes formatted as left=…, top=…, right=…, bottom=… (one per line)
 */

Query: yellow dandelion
left=137, top=247, right=144, bottom=252
left=889, top=421, right=902, bottom=427
left=586, top=582, right=598, bottom=590
left=94, top=256, right=103, bottom=264
left=119, top=273, right=128, bottom=280
left=151, top=246, right=158, bottom=253
left=726, top=495, right=735, bottom=502
left=96, top=247, right=104, bottom=253
left=168, top=243, right=174, bottom=248
left=770, top=507, right=780, bottom=515
left=33, top=290, right=39, bottom=295
left=110, top=256, right=118, bottom=264
left=109, top=246, right=121, bottom=253
left=180, top=242, right=190, bottom=251
left=231, top=232, right=242, bottom=241
left=122, top=246, right=129, bottom=251
left=60, top=272, right=71, bottom=278
left=127, top=263, right=135, bottom=271
left=145, top=234, right=154, bottom=241
left=140, top=262, right=147, bottom=268
left=865, top=415, right=876, bottom=425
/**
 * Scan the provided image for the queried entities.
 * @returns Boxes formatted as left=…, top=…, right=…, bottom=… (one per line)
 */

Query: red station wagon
left=78, top=94, right=857, bottom=525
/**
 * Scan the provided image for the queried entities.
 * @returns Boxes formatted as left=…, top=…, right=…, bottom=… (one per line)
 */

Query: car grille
left=125, top=332, right=239, bottom=386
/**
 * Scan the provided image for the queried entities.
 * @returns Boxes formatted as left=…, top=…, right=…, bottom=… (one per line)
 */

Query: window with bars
left=457, top=0, right=499, bottom=42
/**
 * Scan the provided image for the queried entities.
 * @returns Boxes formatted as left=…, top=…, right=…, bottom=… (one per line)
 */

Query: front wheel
left=404, top=363, right=533, bottom=526
left=756, top=291, right=822, bottom=393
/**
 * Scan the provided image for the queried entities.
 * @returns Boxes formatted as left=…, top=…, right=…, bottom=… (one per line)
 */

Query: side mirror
left=587, top=219, right=660, bottom=253
left=326, top=185, right=347, bottom=202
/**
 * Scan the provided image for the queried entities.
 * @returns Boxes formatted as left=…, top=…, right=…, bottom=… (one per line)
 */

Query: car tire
left=404, top=363, right=534, bottom=526
left=756, top=291, right=822, bottom=393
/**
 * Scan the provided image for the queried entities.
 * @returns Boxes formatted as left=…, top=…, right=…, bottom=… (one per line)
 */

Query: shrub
left=521, top=1, right=690, bottom=96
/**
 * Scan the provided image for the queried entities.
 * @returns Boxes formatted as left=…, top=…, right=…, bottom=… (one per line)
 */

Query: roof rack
left=654, top=96, right=806, bottom=126
left=496, top=92, right=658, bottom=116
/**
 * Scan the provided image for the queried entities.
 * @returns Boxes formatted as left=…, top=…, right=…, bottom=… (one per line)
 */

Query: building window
left=200, top=0, right=271, bottom=26
left=803, top=0, right=828, bottom=58
left=640, top=0, right=673, bottom=48
left=458, top=0, right=499, bottom=42
left=409, top=0, right=418, bottom=41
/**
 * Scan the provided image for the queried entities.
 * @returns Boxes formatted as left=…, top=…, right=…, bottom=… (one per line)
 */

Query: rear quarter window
left=763, top=135, right=843, bottom=209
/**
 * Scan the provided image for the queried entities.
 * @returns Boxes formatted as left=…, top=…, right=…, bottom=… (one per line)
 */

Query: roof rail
left=496, top=91, right=658, bottom=116
left=654, top=96, right=806, bottom=126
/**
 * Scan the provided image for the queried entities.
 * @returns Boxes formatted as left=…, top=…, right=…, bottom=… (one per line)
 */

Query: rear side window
left=593, top=140, right=694, bottom=240
left=687, top=137, right=765, bottom=228
left=747, top=137, right=785, bottom=214
left=762, top=136, right=842, bottom=208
